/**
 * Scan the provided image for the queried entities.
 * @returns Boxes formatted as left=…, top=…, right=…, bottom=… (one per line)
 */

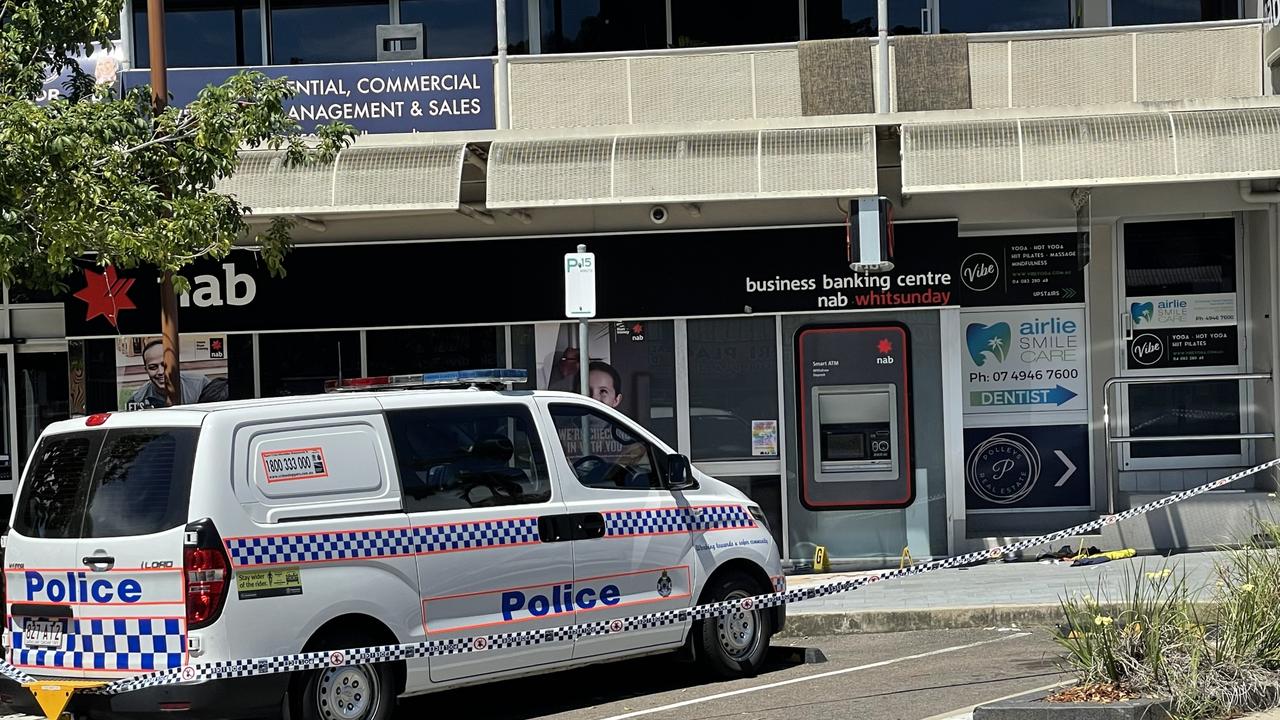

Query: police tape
left=4, top=456, right=1279, bottom=697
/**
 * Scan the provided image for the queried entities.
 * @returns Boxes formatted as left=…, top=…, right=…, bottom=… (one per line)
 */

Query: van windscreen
left=14, top=428, right=199, bottom=539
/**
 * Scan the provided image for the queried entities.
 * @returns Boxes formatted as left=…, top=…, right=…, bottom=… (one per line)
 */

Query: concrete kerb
left=776, top=602, right=1219, bottom=637
left=777, top=604, right=1065, bottom=637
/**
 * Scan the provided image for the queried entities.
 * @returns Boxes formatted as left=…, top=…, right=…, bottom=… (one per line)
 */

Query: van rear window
left=14, top=428, right=198, bottom=539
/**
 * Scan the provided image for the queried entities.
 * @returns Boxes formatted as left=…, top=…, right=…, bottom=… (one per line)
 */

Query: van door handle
left=82, top=555, right=115, bottom=570
left=576, top=513, right=605, bottom=540
left=537, top=515, right=574, bottom=543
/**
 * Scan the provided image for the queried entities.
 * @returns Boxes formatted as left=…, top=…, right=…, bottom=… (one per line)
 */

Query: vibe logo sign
left=1131, top=332, right=1164, bottom=366
left=966, top=322, right=1011, bottom=366
left=960, top=253, right=999, bottom=292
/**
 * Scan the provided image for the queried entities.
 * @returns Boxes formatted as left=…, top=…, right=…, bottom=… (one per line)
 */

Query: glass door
left=14, top=350, right=70, bottom=475
left=1115, top=217, right=1247, bottom=471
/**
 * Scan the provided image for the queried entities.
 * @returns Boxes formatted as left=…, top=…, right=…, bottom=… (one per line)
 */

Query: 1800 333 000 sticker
left=260, top=447, right=328, bottom=483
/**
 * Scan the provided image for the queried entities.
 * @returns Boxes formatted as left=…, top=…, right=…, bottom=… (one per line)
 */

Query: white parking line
left=594, top=632, right=1032, bottom=720
left=917, top=679, right=1072, bottom=720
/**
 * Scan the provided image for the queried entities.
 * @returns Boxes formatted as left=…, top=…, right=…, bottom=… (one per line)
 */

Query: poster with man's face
left=533, top=321, right=677, bottom=446
left=116, top=334, right=229, bottom=410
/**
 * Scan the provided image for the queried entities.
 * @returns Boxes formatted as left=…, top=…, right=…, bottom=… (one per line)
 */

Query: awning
left=901, top=106, right=1280, bottom=193
left=218, top=143, right=467, bottom=216
left=486, top=126, right=877, bottom=208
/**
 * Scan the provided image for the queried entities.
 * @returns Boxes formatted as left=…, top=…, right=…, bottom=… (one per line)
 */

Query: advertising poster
left=956, top=233, right=1086, bottom=307
left=116, top=334, right=229, bottom=410
left=961, top=307, right=1087, bottom=415
left=1126, top=293, right=1237, bottom=329
left=533, top=321, right=676, bottom=446
left=964, top=424, right=1090, bottom=511
left=1128, top=327, right=1239, bottom=370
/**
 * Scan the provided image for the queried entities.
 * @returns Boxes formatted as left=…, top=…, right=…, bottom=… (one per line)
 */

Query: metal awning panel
left=901, top=107, right=1280, bottom=193
left=218, top=143, right=467, bottom=216
left=486, top=126, right=877, bottom=208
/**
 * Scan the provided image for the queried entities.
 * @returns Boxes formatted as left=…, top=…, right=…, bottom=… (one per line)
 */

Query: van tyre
left=293, top=633, right=396, bottom=720
left=696, top=573, right=771, bottom=679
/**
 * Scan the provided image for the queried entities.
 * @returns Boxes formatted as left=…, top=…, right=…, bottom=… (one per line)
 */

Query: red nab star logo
left=877, top=338, right=893, bottom=354
left=72, top=266, right=136, bottom=328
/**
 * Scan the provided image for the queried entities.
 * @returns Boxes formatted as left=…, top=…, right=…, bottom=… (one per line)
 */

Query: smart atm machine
left=797, top=324, right=914, bottom=510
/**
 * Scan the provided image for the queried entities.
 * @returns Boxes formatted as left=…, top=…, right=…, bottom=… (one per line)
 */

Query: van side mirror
left=665, top=454, right=696, bottom=491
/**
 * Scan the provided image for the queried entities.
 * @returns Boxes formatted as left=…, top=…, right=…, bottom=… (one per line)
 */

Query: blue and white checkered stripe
left=226, top=518, right=540, bottom=567
left=415, top=518, right=539, bottom=553
left=34, top=458, right=1279, bottom=697
left=10, top=617, right=185, bottom=672
left=605, top=505, right=755, bottom=538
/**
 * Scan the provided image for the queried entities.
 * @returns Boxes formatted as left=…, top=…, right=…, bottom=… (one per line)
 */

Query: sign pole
left=564, top=243, right=596, bottom=399
left=576, top=244, right=590, bottom=397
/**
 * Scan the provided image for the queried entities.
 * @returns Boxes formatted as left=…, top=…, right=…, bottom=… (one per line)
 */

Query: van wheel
left=293, top=634, right=395, bottom=720
left=696, top=573, right=771, bottom=679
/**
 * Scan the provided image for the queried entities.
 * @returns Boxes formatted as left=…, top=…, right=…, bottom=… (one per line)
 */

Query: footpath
left=779, top=549, right=1223, bottom=637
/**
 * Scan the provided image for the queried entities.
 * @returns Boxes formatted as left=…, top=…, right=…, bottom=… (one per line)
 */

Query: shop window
left=1124, top=218, right=1235, bottom=296
left=16, top=352, right=70, bottom=472
left=270, top=0, right=389, bottom=64
left=720, top=475, right=782, bottom=549
left=687, top=317, right=779, bottom=461
left=1128, top=380, right=1241, bottom=459
left=7, top=280, right=58, bottom=304
left=400, top=0, right=529, bottom=57
left=134, top=0, right=263, bottom=68
left=519, top=321, right=677, bottom=448
left=805, top=0, right=926, bottom=39
left=938, top=0, right=1073, bottom=32
left=365, top=327, right=503, bottom=377
left=540, top=0, right=666, bottom=53
left=227, top=335, right=256, bottom=400
left=257, top=331, right=361, bottom=397
left=671, top=0, right=799, bottom=47
left=1111, top=0, right=1239, bottom=26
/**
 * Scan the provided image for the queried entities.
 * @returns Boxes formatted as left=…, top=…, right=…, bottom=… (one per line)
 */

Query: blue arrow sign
left=969, top=385, right=1079, bottom=408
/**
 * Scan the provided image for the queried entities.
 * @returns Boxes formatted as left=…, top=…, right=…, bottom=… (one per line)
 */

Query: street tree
left=0, top=0, right=354, bottom=402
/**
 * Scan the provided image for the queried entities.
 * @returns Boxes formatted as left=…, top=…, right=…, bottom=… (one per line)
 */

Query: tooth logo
left=1131, top=302, right=1154, bottom=325
left=965, top=322, right=1011, bottom=366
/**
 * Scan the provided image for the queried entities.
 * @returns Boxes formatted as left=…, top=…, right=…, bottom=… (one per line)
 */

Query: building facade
left=8, top=0, right=1280, bottom=569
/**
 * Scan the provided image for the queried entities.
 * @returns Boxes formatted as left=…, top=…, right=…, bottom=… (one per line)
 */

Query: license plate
left=21, top=618, right=66, bottom=650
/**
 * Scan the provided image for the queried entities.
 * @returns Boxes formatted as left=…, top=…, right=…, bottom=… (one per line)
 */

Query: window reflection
left=270, top=0, right=389, bottom=64
left=134, top=0, right=263, bottom=67
left=938, top=0, right=1073, bottom=33
left=672, top=0, right=798, bottom=47
left=806, top=0, right=926, bottom=39
left=541, top=0, right=666, bottom=53
left=1111, top=0, right=1239, bottom=26
left=400, top=0, right=529, bottom=57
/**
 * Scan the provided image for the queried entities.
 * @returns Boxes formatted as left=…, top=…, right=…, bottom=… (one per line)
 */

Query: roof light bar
left=323, top=368, right=528, bottom=393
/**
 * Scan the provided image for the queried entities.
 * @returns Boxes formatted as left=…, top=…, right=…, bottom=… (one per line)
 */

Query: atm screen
left=823, top=428, right=867, bottom=461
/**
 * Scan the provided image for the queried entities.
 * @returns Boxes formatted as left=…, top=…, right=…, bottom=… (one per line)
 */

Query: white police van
left=2, top=370, right=785, bottom=720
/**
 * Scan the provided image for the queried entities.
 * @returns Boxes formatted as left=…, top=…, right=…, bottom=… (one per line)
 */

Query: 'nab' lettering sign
left=178, top=263, right=257, bottom=308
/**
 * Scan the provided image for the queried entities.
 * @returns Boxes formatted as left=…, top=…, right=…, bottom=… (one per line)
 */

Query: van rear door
left=7, top=425, right=196, bottom=678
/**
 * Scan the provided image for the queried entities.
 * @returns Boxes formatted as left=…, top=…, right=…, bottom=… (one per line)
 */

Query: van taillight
left=183, top=519, right=230, bottom=629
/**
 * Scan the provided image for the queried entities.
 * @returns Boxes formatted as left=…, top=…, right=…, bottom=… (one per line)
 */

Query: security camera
left=649, top=205, right=669, bottom=225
